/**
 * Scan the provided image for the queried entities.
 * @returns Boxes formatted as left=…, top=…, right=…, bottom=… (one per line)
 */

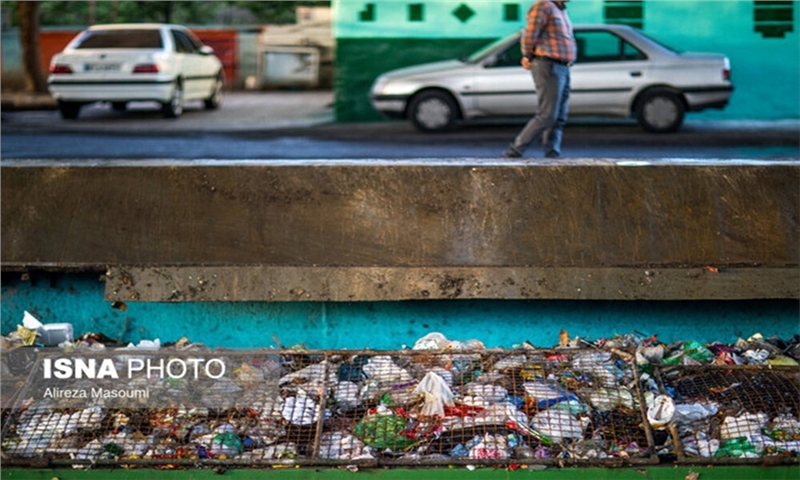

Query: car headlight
left=372, top=78, right=417, bottom=97
left=371, top=76, right=389, bottom=95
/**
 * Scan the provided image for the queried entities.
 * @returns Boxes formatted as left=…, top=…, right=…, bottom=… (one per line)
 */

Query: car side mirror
left=199, top=45, right=215, bottom=55
left=483, top=56, right=498, bottom=68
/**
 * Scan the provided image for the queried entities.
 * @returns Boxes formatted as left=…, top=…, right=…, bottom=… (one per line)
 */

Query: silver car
left=48, top=23, right=225, bottom=120
left=369, top=25, right=733, bottom=133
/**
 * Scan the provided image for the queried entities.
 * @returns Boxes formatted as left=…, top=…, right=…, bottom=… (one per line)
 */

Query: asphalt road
left=2, top=91, right=798, bottom=160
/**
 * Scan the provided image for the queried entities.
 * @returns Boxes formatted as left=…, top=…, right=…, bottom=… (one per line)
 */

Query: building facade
left=333, top=0, right=800, bottom=122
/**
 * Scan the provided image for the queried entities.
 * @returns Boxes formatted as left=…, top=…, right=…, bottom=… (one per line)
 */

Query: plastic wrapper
left=673, top=402, right=719, bottom=424
left=589, top=388, right=634, bottom=412
left=209, top=431, right=244, bottom=456
left=354, top=408, right=416, bottom=451
left=280, top=396, right=320, bottom=425
left=318, top=431, right=372, bottom=460
left=464, top=383, right=508, bottom=404
left=530, top=411, right=585, bottom=442
left=333, top=380, right=360, bottom=410
left=279, top=360, right=335, bottom=393
left=240, top=442, right=297, bottom=460
left=720, top=413, right=769, bottom=441
left=714, top=437, right=759, bottom=458
left=467, top=433, right=509, bottom=459
left=363, top=356, right=412, bottom=383
left=414, top=371, right=455, bottom=417
left=523, top=381, right=579, bottom=409
left=663, top=341, right=714, bottom=365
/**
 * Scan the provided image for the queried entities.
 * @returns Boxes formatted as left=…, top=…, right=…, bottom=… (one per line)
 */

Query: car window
left=185, top=30, right=206, bottom=51
left=171, top=30, right=199, bottom=54
left=574, top=31, right=647, bottom=63
left=74, top=29, right=163, bottom=49
left=465, top=33, right=520, bottom=64
left=490, top=42, right=523, bottom=68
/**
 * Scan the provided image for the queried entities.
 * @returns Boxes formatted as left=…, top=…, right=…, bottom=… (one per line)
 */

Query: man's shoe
left=503, top=147, right=522, bottom=158
left=545, top=150, right=560, bottom=158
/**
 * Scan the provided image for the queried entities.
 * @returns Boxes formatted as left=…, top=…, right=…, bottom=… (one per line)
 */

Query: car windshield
left=74, top=29, right=163, bottom=49
left=463, top=32, right=520, bottom=63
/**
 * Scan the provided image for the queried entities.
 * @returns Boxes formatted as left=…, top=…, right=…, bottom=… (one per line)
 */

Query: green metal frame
left=3, top=466, right=800, bottom=480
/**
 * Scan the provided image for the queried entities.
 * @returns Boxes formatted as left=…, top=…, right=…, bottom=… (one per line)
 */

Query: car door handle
left=630, top=71, right=642, bottom=77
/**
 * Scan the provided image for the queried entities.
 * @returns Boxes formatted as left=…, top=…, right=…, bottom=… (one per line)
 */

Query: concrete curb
left=1, top=92, right=58, bottom=111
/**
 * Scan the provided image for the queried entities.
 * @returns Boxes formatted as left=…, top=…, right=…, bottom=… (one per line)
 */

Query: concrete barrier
left=2, top=160, right=798, bottom=301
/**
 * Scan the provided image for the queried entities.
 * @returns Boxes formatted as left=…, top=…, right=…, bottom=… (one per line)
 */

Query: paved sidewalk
left=1, top=90, right=335, bottom=132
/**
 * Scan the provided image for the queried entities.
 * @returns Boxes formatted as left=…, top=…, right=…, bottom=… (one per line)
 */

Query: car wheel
left=204, top=72, right=225, bottom=110
left=111, top=102, right=127, bottom=112
left=636, top=89, right=685, bottom=133
left=162, top=80, right=184, bottom=118
left=408, top=90, right=459, bottom=132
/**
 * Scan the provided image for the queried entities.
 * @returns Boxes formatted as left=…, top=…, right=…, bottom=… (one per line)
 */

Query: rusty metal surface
left=2, top=161, right=798, bottom=300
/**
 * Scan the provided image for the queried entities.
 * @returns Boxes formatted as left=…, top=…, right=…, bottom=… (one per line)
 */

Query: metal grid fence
left=1, top=348, right=798, bottom=468
left=652, top=364, right=800, bottom=464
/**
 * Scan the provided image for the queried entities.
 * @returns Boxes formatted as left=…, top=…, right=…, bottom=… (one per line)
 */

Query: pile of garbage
left=1, top=315, right=798, bottom=468
left=598, top=332, right=800, bottom=461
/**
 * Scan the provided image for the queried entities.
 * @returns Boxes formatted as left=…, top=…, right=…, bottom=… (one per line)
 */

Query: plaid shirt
left=521, top=1, right=577, bottom=64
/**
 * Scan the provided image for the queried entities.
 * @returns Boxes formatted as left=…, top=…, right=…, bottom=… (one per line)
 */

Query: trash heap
left=1, top=320, right=798, bottom=469
left=642, top=334, right=800, bottom=461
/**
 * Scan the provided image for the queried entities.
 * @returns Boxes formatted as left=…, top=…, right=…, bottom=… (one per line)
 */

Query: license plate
left=84, top=63, right=121, bottom=72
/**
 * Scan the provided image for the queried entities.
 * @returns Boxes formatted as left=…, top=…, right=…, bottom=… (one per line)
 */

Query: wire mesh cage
left=2, top=346, right=797, bottom=469
left=651, top=365, right=800, bottom=464
left=1, top=347, right=659, bottom=468
left=319, top=349, right=656, bottom=466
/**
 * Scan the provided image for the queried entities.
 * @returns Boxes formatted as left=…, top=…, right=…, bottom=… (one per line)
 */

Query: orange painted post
left=39, top=31, right=79, bottom=75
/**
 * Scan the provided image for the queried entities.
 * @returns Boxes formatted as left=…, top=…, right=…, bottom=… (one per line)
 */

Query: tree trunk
left=88, top=1, right=96, bottom=25
left=18, top=1, right=47, bottom=93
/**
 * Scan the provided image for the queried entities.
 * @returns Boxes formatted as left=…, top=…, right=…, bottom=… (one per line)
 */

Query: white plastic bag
left=413, top=371, right=454, bottom=417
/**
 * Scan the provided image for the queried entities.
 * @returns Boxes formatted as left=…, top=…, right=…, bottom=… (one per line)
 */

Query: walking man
left=504, top=0, right=577, bottom=158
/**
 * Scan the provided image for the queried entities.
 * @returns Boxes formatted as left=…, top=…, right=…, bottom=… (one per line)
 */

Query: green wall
left=333, top=0, right=800, bottom=122
left=336, top=38, right=490, bottom=121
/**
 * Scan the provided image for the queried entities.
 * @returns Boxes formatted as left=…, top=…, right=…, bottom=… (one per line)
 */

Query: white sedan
left=48, top=23, right=225, bottom=119
left=370, top=25, right=733, bottom=133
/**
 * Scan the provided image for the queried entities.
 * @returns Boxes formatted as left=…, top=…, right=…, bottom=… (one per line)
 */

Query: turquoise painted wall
left=2, top=274, right=798, bottom=350
left=333, top=0, right=800, bottom=121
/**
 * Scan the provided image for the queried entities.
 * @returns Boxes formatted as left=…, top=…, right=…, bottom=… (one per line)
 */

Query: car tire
left=162, top=80, right=184, bottom=118
left=58, top=101, right=82, bottom=120
left=111, top=102, right=127, bottom=112
left=408, top=90, right=459, bottom=132
left=204, top=72, right=225, bottom=110
left=636, top=89, right=685, bottom=133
